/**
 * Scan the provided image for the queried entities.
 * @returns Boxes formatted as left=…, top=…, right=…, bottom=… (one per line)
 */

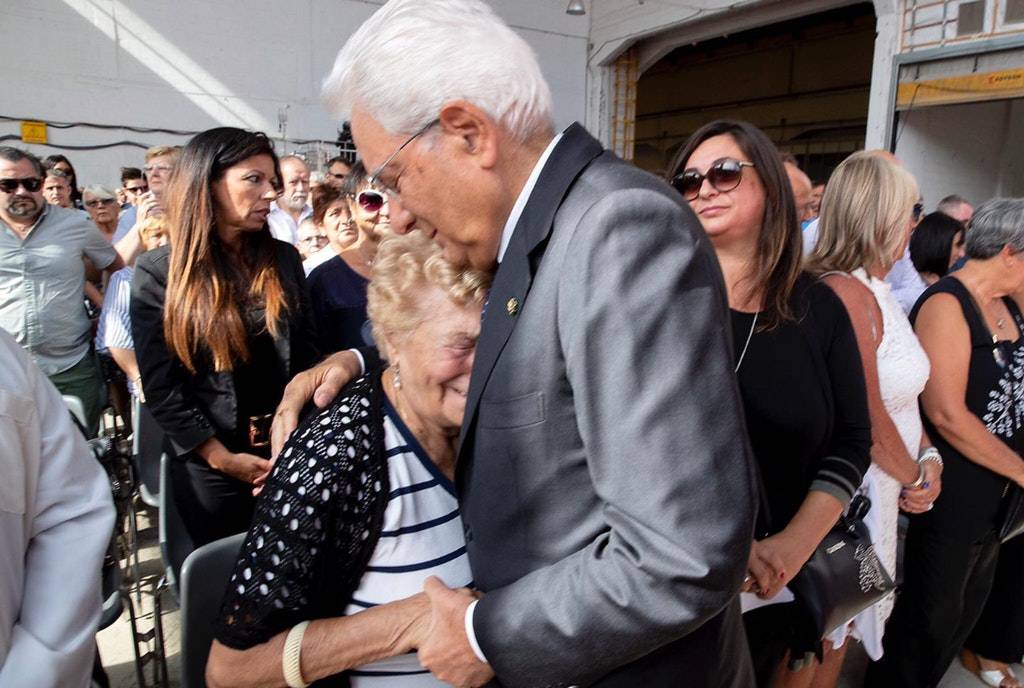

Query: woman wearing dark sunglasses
left=306, top=161, right=387, bottom=354
left=667, top=121, right=871, bottom=688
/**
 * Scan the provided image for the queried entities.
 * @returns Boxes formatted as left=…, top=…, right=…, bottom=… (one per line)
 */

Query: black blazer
left=131, top=240, right=320, bottom=456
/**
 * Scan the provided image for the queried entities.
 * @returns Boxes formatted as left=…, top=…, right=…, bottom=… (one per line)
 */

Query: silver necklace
left=735, top=311, right=758, bottom=373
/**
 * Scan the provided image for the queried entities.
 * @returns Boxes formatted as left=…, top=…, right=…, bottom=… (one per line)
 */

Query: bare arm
left=824, top=275, right=941, bottom=509
left=114, top=196, right=159, bottom=265
left=207, top=595, right=429, bottom=688
left=107, top=346, right=143, bottom=400
left=916, top=293, right=1024, bottom=486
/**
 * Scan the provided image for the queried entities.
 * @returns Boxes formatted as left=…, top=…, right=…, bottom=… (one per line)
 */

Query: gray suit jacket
left=458, top=124, right=758, bottom=687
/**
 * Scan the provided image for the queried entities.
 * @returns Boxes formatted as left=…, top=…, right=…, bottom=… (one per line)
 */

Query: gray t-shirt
left=0, top=205, right=117, bottom=374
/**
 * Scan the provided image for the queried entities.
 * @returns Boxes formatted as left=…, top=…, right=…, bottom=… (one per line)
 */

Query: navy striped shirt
left=345, top=401, right=471, bottom=686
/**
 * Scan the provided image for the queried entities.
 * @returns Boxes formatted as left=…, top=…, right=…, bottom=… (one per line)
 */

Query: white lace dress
left=828, top=268, right=931, bottom=660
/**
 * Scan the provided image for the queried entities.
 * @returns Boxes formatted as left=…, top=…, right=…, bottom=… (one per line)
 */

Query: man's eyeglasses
left=356, top=189, right=387, bottom=214
left=144, top=164, right=173, bottom=174
left=0, top=177, right=43, bottom=193
left=671, top=158, right=755, bottom=201
left=367, top=118, right=440, bottom=194
left=299, top=234, right=329, bottom=244
left=124, top=184, right=149, bottom=194
left=85, top=198, right=117, bottom=208
left=329, top=173, right=347, bottom=181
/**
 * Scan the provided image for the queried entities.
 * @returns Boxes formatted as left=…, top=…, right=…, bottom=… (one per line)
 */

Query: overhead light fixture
left=566, top=0, right=586, bottom=16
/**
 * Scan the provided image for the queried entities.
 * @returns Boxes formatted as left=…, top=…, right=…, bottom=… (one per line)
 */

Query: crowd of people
left=2, top=1, right=1024, bottom=687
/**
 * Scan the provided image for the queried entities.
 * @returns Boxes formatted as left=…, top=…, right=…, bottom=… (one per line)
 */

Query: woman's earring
left=394, top=363, right=402, bottom=390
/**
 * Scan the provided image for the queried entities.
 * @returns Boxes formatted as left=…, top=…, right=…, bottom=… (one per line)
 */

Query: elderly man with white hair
left=268, top=2, right=756, bottom=686
left=268, top=155, right=313, bottom=245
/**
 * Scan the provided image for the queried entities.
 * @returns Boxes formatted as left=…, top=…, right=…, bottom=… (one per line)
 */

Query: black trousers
left=966, top=533, right=1024, bottom=663
left=172, top=454, right=255, bottom=548
left=864, top=518, right=1000, bottom=687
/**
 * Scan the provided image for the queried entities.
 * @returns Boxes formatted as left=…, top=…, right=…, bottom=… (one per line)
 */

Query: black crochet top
left=214, top=371, right=391, bottom=685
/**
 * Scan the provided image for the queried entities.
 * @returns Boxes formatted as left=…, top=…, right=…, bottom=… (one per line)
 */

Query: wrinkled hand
left=270, top=351, right=360, bottom=459
left=418, top=577, right=494, bottom=688
left=211, top=450, right=271, bottom=485
left=743, top=531, right=815, bottom=599
left=900, top=462, right=942, bottom=513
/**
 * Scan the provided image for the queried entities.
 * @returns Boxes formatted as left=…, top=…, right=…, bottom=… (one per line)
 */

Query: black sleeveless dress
left=912, top=277, right=1024, bottom=538
left=868, top=276, right=1024, bottom=686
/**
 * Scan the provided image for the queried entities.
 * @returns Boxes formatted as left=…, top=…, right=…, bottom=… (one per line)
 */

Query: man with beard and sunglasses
left=0, top=147, right=123, bottom=434
left=267, top=155, right=313, bottom=245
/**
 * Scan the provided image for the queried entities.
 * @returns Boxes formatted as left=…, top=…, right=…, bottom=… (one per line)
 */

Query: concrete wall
left=894, top=99, right=1024, bottom=207
left=0, top=0, right=588, bottom=188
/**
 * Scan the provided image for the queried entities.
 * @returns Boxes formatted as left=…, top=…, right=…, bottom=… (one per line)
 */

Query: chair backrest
left=158, top=452, right=194, bottom=601
left=133, top=399, right=165, bottom=507
left=179, top=532, right=245, bottom=688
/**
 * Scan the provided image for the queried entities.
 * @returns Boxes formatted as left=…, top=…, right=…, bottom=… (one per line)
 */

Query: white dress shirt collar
left=496, top=131, right=564, bottom=264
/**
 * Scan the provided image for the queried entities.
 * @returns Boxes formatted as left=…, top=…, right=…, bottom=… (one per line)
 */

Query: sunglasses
left=356, top=189, right=386, bottom=214
left=671, top=158, right=755, bottom=201
left=0, top=177, right=43, bottom=193
left=124, top=184, right=149, bottom=194
left=85, top=198, right=117, bottom=208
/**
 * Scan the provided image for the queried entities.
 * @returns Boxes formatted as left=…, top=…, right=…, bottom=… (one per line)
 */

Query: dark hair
left=341, top=160, right=369, bottom=197
left=163, top=127, right=288, bottom=373
left=0, top=147, right=44, bottom=177
left=910, top=211, right=964, bottom=277
left=312, top=184, right=349, bottom=226
left=667, top=120, right=802, bottom=329
left=42, top=154, right=82, bottom=204
left=120, top=166, right=144, bottom=184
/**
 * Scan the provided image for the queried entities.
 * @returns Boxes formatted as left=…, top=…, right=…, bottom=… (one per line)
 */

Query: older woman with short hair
left=207, top=230, right=491, bottom=688
left=867, top=198, right=1024, bottom=687
left=83, top=185, right=120, bottom=242
left=307, top=162, right=388, bottom=353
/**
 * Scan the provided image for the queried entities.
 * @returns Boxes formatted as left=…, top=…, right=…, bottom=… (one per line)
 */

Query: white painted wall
left=894, top=99, right=1024, bottom=208
left=0, top=0, right=588, bottom=189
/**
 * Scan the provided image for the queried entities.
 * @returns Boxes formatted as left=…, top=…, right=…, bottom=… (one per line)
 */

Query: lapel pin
left=506, top=297, right=519, bottom=316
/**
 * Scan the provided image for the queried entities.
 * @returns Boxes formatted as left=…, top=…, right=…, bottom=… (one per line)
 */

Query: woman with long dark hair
left=666, top=121, right=871, bottom=687
left=132, top=127, right=319, bottom=547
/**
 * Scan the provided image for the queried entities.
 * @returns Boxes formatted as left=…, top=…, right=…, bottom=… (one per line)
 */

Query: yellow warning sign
left=897, top=68, right=1024, bottom=109
left=20, top=121, right=48, bottom=145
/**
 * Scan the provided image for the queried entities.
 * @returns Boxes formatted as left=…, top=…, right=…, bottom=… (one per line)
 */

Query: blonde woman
left=807, top=152, right=940, bottom=686
left=208, top=230, right=491, bottom=687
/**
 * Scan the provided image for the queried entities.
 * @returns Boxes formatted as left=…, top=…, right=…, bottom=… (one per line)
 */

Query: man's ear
left=437, top=101, right=499, bottom=169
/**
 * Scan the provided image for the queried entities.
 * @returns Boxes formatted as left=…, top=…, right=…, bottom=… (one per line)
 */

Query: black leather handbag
left=788, top=494, right=896, bottom=638
left=998, top=483, right=1024, bottom=542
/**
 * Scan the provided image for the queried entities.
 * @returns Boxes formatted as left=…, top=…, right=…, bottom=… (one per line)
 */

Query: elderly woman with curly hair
left=207, top=230, right=491, bottom=688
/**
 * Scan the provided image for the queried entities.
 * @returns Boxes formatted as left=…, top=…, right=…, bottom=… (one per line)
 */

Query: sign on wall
left=20, top=121, right=48, bottom=145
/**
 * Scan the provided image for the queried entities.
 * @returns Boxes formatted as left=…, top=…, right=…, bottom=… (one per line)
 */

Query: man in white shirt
left=267, top=156, right=312, bottom=245
left=0, top=328, right=115, bottom=688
